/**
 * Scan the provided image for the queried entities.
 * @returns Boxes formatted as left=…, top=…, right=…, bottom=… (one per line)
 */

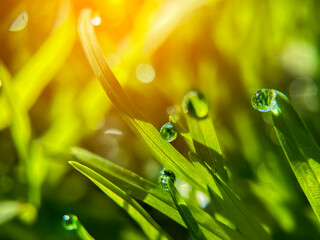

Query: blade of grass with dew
left=270, top=91, right=320, bottom=222
left=167, top=179, right=206, bottom=240
left=0, top=0, right=75, bottom=130
left=69, top=161, right=172, bottom=240
left=184, top=108, right=228, bottom=182
left=78, top=8, right=205, bottom=192
left=189, top=152, right=271, bottom=240
left=62, top=214, right=94, bottom=240
left=71, top=148, right=245, bottom=240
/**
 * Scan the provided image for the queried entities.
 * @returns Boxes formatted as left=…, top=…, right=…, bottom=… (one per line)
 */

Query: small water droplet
left=9, top=11, right=28, bottom=31
left=0, top=80, right=2, bottom=88
left=136, top=64, right=155, bottom=83
left=251, top=89, right=278, bottom=113
left=182, top=90, right=208, bottom=118
left=158, top=169, right=176, bottom=190
left=62, top=214, right=77, bottom=231
left=160, top=122, right=177, bottom=142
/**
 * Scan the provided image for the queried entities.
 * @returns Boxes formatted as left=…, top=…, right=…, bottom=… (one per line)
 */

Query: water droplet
left=9, top=11, right=28, bottom=31
left=91, top=16, right=101, bottom=26
left=182, top=90, right=208, bottom=118
left=136, top=64, right=155, bottom=83
left=0, top=80, right=2, bottom=88
left=160, top=122, right=177, bottom=142
left=158, top=169, right=176, bottom=190
left=251, top=89, right=278, bottom=113
left=62, top=214, right=78, bottom=231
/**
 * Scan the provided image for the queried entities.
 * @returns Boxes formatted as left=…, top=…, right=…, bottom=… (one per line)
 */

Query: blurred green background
left=0, top=0, right=320, bottom=239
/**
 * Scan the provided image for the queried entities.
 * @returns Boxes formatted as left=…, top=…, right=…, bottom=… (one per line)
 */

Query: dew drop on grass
left=9, top=11, right=28, bottom=32
left=182, top=90, right=208, bottom=118
left=251, top=89, right=278, bottom=113
left=160, top=122, right=177, bottom=142
left=158, top=169, right=176, bottom=190
left=62, top=214, right=78, bottom=231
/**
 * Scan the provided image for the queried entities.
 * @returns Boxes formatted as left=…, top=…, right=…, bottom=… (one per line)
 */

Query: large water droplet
left=251, top=89, right=278, bottom=113
left=158, top=169, right=176, bottom=190
left=160, top=122, right=177, bottom=142
left=62, top=214, right=78, bottom=231
left=183, top=90, right=208, bottom=118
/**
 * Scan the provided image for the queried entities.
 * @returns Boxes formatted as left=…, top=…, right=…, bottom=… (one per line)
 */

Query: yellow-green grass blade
left=69, top=161, right=172, bottom=240
left=271, top=91, right=320, bottom=222
left=167, top=179, right=206, bottom=240
left=0, top=0, right=75, bottom=129
left=78, top=8, right=205, bottom=191
left=71, top=147, right=244, bottom=240
left=184, top=108, right=228, bottom=182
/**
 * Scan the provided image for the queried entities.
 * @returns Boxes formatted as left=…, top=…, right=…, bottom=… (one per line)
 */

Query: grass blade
left=78, top=8, right=205, bottom=191
left=167, top=179, right=206, bottom=240
left=270, top=90, right=320, bottom=222
left=184, top=105, right=228, bottom=181
left=0, top=0, right=75, bottom=129
left=69, top=161, right=171, bottom=240
left=71, top=147, right=245, bottom=240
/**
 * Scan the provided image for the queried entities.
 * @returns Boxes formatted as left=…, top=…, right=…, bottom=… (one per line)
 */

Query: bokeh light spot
left=136, top=64, right=155, bottom=83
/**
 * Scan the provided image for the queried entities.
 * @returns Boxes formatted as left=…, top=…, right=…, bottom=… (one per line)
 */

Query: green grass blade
left=78, top=8, right=205, bottom=191
left=184, top=102, right=228, bottom=182
left=189, top=152, right=270, bottom=240
left=270, top=91, right=320, bottom=222
left=167, top=179, right=206, bottom=240
left=69, top=161, right=172, bottom=240
left=71, top=148, right=244, bottom=240
left=0, top=0, right=75, bottom=130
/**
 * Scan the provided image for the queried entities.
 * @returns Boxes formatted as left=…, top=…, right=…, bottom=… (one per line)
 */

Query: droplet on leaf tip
left=182, top=90, right=208, bottom=118
left=160, top=122, right=177, bottom=142
left=158, top=169, right=176, bottom=190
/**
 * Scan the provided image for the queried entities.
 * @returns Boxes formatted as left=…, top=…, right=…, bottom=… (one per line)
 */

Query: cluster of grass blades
left=67, top=8, right=287, bottom=240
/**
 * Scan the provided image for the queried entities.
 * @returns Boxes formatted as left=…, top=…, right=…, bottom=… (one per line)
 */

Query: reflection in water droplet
left=136, top=64, right=155, bottom=83
left=160, top=122, right=177, bottom=142
left=9, top=11, right=28, bottom=32
left=158, top=169, right=176, bottom=190
left=182, top=90, right=208, bottom=118
left=196, top=191, right=210, bottom=209
left=91, top=16, right=101, bottom=26
left=251, top=89, right=278, bottom=113
left=62, top=214, right=78, bottom=231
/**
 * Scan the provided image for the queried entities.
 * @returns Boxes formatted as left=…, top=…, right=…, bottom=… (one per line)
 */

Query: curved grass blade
left=269, top=90, right=320, bottom=222
left=71, top=148, right=245, bottom=240
left=167, top=179, right=206, bottom=240
left=69, top=161, right=172, bottom=240
left=78, top=8, right=205, bottom=191
left=0, top=0, right=75, bottom=130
